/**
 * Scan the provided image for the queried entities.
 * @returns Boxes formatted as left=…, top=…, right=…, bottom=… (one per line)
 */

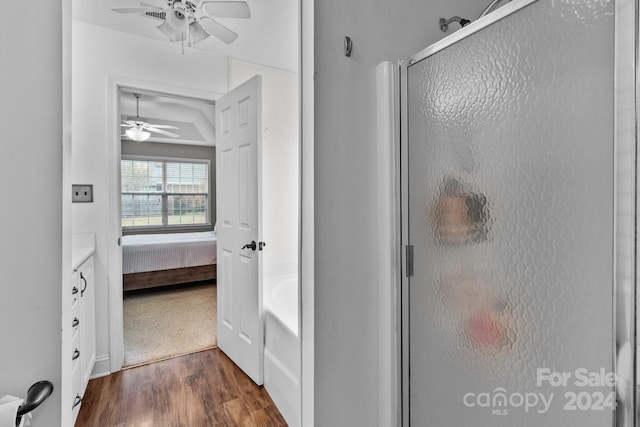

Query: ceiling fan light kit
left=188, top=21, right=211, bottom=44
left=125, top=127, right=151, bottom=142
left=111, top=0, right=251, bottom=47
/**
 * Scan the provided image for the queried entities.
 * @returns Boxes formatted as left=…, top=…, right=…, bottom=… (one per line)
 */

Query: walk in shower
left=400, top=0, right=636, bottom=425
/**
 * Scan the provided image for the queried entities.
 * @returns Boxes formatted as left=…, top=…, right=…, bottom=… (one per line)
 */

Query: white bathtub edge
left=265, top=348, right=301, bottom=427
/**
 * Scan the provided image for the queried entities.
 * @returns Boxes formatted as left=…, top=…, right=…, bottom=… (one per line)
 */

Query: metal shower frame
left=397, top=0, right=638, bottom=426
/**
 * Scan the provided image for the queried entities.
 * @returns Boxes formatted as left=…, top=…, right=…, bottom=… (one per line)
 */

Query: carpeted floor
left=123, top=281, right=217, bottom=367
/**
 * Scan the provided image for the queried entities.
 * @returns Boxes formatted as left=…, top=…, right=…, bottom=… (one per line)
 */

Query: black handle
left=72, top=317, right=80, bottom=328
left=16, top=381, right=54, bottom=426
left=80, top=273, right=87, bottom=297
left=241, top=241, right=257, bottom=251
left=72, top=349, right=80, bottom=361
left=72, top=394, right=82, bottom=410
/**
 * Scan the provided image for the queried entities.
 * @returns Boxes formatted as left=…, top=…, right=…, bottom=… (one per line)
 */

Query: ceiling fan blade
left=147, top=127, right=180, bottom=138
left=139, top=1, right=163, bottom=9
left=199, top=16, right=238, bottom=44
left=121, top=123, right=134, bottom=127
left=146, top=124, right=180, bottom=129
left=200, top=1, right=251, bottom=19
left=111, top=7, right=158, bottom=13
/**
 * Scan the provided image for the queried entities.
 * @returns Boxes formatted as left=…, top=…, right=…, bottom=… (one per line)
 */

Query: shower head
left=439, top=16, right=471, bottom=32
left=439, top=0, right=512, bottom=32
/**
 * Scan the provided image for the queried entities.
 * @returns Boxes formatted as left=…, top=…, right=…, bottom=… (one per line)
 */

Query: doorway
left=70, top=1, right=308, bottom=424
left=118, top=88, right=218, bottom=367
left=107, top=67, right=301, bottom=424
left=104, top=79, right=222, bottom=372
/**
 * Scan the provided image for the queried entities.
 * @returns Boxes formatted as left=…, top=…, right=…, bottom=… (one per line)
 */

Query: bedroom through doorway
left=118, top=88, right=218, bottom=368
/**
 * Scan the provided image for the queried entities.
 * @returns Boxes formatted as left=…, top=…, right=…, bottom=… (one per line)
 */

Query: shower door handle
left=241, top=241, right=257, bottom=251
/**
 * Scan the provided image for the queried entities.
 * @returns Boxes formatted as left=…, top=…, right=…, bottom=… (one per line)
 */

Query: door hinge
left=405, top=245, right=414, bottom=277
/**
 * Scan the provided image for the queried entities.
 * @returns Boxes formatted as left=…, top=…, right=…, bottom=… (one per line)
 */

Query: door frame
left=300, top=2, right=315, bottom=426
left=66, top=0, right=315, bottom=424
left=396, top=0, right=637, bottom=425
left=106, top=76, right=221, bottom=372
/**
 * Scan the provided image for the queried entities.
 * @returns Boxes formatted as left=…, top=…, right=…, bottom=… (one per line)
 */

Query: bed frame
left=123, top=264, right=217, bottom=292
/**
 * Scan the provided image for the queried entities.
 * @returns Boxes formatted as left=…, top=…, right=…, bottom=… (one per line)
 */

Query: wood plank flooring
left=75, top=348, right=288, bottom=427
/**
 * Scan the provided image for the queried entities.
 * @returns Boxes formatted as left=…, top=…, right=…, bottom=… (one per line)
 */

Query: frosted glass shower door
left=401, top=0, right=629, bottom=426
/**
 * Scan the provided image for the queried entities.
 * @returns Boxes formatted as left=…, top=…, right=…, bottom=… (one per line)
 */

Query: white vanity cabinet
left=70, top=270, right=82, bottom=424
left=68, top=234, right=96, bottom=426
left=77, top=256, right=96, bottom=395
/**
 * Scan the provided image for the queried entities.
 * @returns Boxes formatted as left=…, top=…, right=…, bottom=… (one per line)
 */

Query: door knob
left=242, top=241, right=257, bottom=251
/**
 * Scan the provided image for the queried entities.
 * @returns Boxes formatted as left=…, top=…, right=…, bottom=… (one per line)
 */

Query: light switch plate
left=72, top=184, right=93, bottom=203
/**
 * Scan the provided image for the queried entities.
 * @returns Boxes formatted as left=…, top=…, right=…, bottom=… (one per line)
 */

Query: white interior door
left=216, top=75, right=264, bottom=385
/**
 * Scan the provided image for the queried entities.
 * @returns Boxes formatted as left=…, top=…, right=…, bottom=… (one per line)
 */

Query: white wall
left=312, top=0, right=482, bottom=425
left=0, top=0, right=67, bottom=425
left=228, top=59, right=299, bottom=275
left=72, top=20, right=229, bottom=373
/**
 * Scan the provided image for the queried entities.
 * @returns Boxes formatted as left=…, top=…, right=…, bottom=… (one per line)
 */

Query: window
left=121, top=157, right=210, bottom=229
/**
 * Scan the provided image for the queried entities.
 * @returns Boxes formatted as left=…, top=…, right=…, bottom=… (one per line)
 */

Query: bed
left=122, top=231, right=217, bottom=291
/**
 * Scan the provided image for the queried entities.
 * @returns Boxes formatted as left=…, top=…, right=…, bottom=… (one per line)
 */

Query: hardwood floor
left=75, top=348, right=288, bottom=427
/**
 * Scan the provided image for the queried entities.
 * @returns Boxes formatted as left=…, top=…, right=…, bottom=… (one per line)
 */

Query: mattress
left=122, top=231, right=217, bottom=274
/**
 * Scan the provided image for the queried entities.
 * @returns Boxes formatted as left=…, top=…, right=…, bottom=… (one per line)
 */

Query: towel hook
left=344, top=36, right=353, bottom=57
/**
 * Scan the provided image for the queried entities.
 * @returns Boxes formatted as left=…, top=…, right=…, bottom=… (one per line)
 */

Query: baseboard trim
left=91, top=355, right=112, bottom=379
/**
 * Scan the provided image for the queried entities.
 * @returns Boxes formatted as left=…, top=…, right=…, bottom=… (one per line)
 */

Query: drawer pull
left=80, top=274, right=88, bottom=297
left=72, top=318, right=80, bottom=328
left=72, top=394, right=82, bottom=409
left=72, top=349, right=80, bottom=361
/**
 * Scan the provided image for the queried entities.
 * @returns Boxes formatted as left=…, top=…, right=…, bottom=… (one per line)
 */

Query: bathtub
left=263, top=274, right=300, bottom=426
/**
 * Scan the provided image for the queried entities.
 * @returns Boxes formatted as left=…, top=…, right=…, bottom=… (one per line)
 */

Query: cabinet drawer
left=71, top=289, right=79, bottom=316
left=71, top=298, right=80, bottom=338
left=71, top=328, right=81, bottom=370
left=71, top=354, right=82, bottom=424
left=71, top=271, right=79, bottom=306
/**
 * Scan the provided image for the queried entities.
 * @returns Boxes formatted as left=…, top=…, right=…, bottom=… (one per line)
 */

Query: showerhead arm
left=478, top=0, right=512, bottom=19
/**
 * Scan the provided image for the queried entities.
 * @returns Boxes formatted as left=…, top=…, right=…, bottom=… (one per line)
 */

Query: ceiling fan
left=121, top=93, right=180, bottom=142
left=111, top=0, right=251, bottom=45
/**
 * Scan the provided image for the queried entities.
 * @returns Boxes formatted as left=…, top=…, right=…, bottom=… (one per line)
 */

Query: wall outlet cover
left=72, top=184, right=93, bottom=203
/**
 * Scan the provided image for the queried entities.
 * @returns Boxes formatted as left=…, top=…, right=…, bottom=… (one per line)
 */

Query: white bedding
left=122, top=231, right=217, bottom=274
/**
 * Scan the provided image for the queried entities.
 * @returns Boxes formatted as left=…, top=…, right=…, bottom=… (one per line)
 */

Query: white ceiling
left=78, top=1, right=299, bottom=147
left=73, top=0, right=299, bottom=72
left=120, top=89, right=217, bottom=146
